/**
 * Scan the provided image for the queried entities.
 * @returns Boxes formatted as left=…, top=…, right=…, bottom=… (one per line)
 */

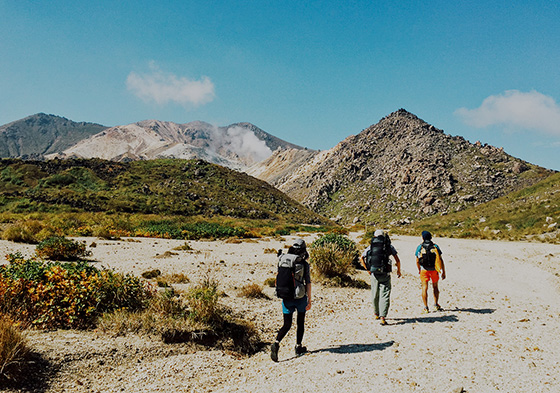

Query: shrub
left=99, top=277, right=263, bottom=354
left=2, top=220, right=47, bottom=244
left=0, top=316, right=29, bottom=381
left=35, top=236, right=92, bottom=261
left=310, top=234, right=359, bottom=279
left=164, top=273, right=190, bottom=284
left=186, top=277, right=222, bottom=326
left=312, top=233, right=359, bottom=261
left=0, top=253, right=153, bottom=329
left=141, top=269, right=162, bottom=279
left=238, top=283, right=269, bottom=299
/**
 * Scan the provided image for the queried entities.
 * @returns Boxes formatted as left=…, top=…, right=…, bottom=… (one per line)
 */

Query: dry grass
left=238, top=283, right=270, bottom=299
left=98, top=279, right=263, bottom=354
left=0, top=316, right=30, bottom=381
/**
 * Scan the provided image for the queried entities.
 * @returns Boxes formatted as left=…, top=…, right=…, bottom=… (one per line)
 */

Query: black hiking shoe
left=295, top=344, right=307, bottom=356
left=271, top=342, right=279, bottom=362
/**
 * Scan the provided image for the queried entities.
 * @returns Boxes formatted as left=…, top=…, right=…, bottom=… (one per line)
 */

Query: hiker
left=359, top=229, right=401, bottom=325
left=415, top=230, right=446, bottom=313
left=271, top=238, right=312, bottom=362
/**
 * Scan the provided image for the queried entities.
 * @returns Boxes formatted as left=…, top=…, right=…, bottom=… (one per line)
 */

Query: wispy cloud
left=126, top=63, right=215, bottom=107
left=455, top=90, right=560, bottom=136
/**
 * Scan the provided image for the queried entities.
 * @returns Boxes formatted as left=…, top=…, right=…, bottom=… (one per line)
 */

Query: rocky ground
left=1, top=234, right=560, bottom=392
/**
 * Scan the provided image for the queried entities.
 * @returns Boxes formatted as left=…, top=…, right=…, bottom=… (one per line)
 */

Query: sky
left=1, top=0, right=559, bottom=170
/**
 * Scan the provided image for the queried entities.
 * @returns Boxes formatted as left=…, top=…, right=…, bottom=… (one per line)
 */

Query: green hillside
left=0, top=158, right=333, bottom=240
left=399, top=172, right=560, bottom=242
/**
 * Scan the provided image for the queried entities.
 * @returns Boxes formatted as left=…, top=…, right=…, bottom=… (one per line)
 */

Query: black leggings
left=276, top=311, right=306, bottom=345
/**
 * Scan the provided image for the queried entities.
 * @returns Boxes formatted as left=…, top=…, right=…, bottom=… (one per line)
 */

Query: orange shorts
left=420, top=270, right=439, bottom=283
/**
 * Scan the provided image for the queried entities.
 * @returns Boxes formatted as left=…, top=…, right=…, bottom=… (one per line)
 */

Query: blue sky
left=1, top=0, right=559, bottom=170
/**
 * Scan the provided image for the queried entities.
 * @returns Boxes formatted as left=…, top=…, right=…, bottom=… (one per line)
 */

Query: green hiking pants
left=371, top=273, right=392, bottom=317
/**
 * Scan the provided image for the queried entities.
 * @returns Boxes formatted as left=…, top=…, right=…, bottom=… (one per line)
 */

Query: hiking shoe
left=422, top=307, right=430, bottom=314
left=295, top=344, right=307, bottom=356
left=374, top=314, right=380, bottom=320
left=380, top=317, right=388, bottom=326
left=435, top=304, right=443, bottom=311
left=271, top=342, right=279, bottom=362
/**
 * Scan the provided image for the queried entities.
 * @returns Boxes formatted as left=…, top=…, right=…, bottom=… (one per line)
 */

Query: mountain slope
left=0, top=158, right=330, bottom=225
left=408, top=171, right=560, bottom=241
left=263, top=109, right=554, bottom=225
left=0, top=113, right=106, bottom=158
left=51, top=120, right=306, bottom=170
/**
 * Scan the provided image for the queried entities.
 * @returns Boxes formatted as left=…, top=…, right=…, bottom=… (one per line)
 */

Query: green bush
left=310, top=234, right=359, bottom=278
left=35, top=236, right=92, bottom=261
left=0, top=253, right=153, bottom=329
left=310, top=243, right=355, bottom=279
left=2, top=220, right=49, bottom=244
left=186, top=277, right=222, bottom=326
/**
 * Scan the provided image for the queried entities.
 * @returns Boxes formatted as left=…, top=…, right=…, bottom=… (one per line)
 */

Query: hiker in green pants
left=360, top=229, right=401, bottom=325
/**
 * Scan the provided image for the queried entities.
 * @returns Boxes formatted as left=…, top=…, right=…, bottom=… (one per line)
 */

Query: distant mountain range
left=0, top=114, right=305, bottom=170
left=1, top=110, right=555, bottom=227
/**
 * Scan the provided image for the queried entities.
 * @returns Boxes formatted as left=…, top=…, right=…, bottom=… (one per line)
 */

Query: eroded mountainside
left=50, top=120, right=305, bottom=170
left=258, top=109, right=553, bottom=224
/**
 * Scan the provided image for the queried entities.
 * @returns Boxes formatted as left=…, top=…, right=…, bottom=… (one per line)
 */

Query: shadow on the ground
left=275, top=341, right=395, bottom=362
left=310, top=340, right=394, bottom=355
left=0, top=351, right=55, bottom=393
left=391, top=314, right=459, bottom=325
left=452, top=307, right=496, bottom=314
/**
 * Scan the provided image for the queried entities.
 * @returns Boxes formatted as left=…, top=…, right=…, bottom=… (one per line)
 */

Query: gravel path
left=2, top=235, right=560, bottom=392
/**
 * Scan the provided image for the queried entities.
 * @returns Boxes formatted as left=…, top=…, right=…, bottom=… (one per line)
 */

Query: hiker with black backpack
left=271, top=238, right=312, bottom=362
left=359, top=229, right=401, bottom=326
left=415, top=230, right=446, bottom=313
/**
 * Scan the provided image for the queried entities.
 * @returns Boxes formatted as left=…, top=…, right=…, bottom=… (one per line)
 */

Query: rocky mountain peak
left=258, top=109, right=552, bottom=225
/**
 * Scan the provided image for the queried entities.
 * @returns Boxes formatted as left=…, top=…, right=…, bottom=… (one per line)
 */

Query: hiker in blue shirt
left=359, top=229, right=401, bottom=326
left=271, top=239, right=312, bottom=362
left=415, top=230, right=446, bottom=313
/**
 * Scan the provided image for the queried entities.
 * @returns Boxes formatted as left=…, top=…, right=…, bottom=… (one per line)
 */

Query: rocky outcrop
left=259, top=109, right=554, bottom=225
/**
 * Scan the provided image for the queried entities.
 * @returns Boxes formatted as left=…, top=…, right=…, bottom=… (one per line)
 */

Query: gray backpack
left=275, top=253, right=306, bottom=300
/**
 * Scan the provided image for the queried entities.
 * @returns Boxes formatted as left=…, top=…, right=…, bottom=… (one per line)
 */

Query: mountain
left=0, top=113, right=107, bottom=158
left=406, top=171, right=560, bottom=241
left=49, top=120, right=305, bottom=170
left=0, top=157, right=330, bottom=225
left=254, top=109, right=554, bottom=225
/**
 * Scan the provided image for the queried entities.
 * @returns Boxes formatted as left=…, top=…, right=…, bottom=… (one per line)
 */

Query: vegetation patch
left=99, top=278, right=263, bottom=355
left=35, top=236, right=92, bottom=261
left=0, top=253, right=152, bottom=329
left=238, top=283, right=269, bottom=299
left=0, top=316, right=30, bottom=383
left=309, top=234, right=366, bottom=288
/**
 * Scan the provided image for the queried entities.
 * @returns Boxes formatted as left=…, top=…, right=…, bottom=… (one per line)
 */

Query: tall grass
left=0, top=316, right=29, bottom=381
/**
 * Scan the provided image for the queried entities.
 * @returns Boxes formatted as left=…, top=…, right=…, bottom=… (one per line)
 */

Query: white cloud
left=455, top=90, right=560, bottom=136
left=126, top=64, right=215, bottom=107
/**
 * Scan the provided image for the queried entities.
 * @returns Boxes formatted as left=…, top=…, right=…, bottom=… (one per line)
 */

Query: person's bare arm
left=359, top=255, right=371, bottom=274
left=394, top=254, right=402, bottom=278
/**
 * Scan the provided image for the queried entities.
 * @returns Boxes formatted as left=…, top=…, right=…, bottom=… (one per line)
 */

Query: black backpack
left=418, top=240, right=437, bottom=270
left=275, top=253, right=306, bottom=300
left=366, top=235, right=392, bottom=274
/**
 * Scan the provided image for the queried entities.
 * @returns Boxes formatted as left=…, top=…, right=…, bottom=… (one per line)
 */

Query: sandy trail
left=2, top=234, right=560, bottom=392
